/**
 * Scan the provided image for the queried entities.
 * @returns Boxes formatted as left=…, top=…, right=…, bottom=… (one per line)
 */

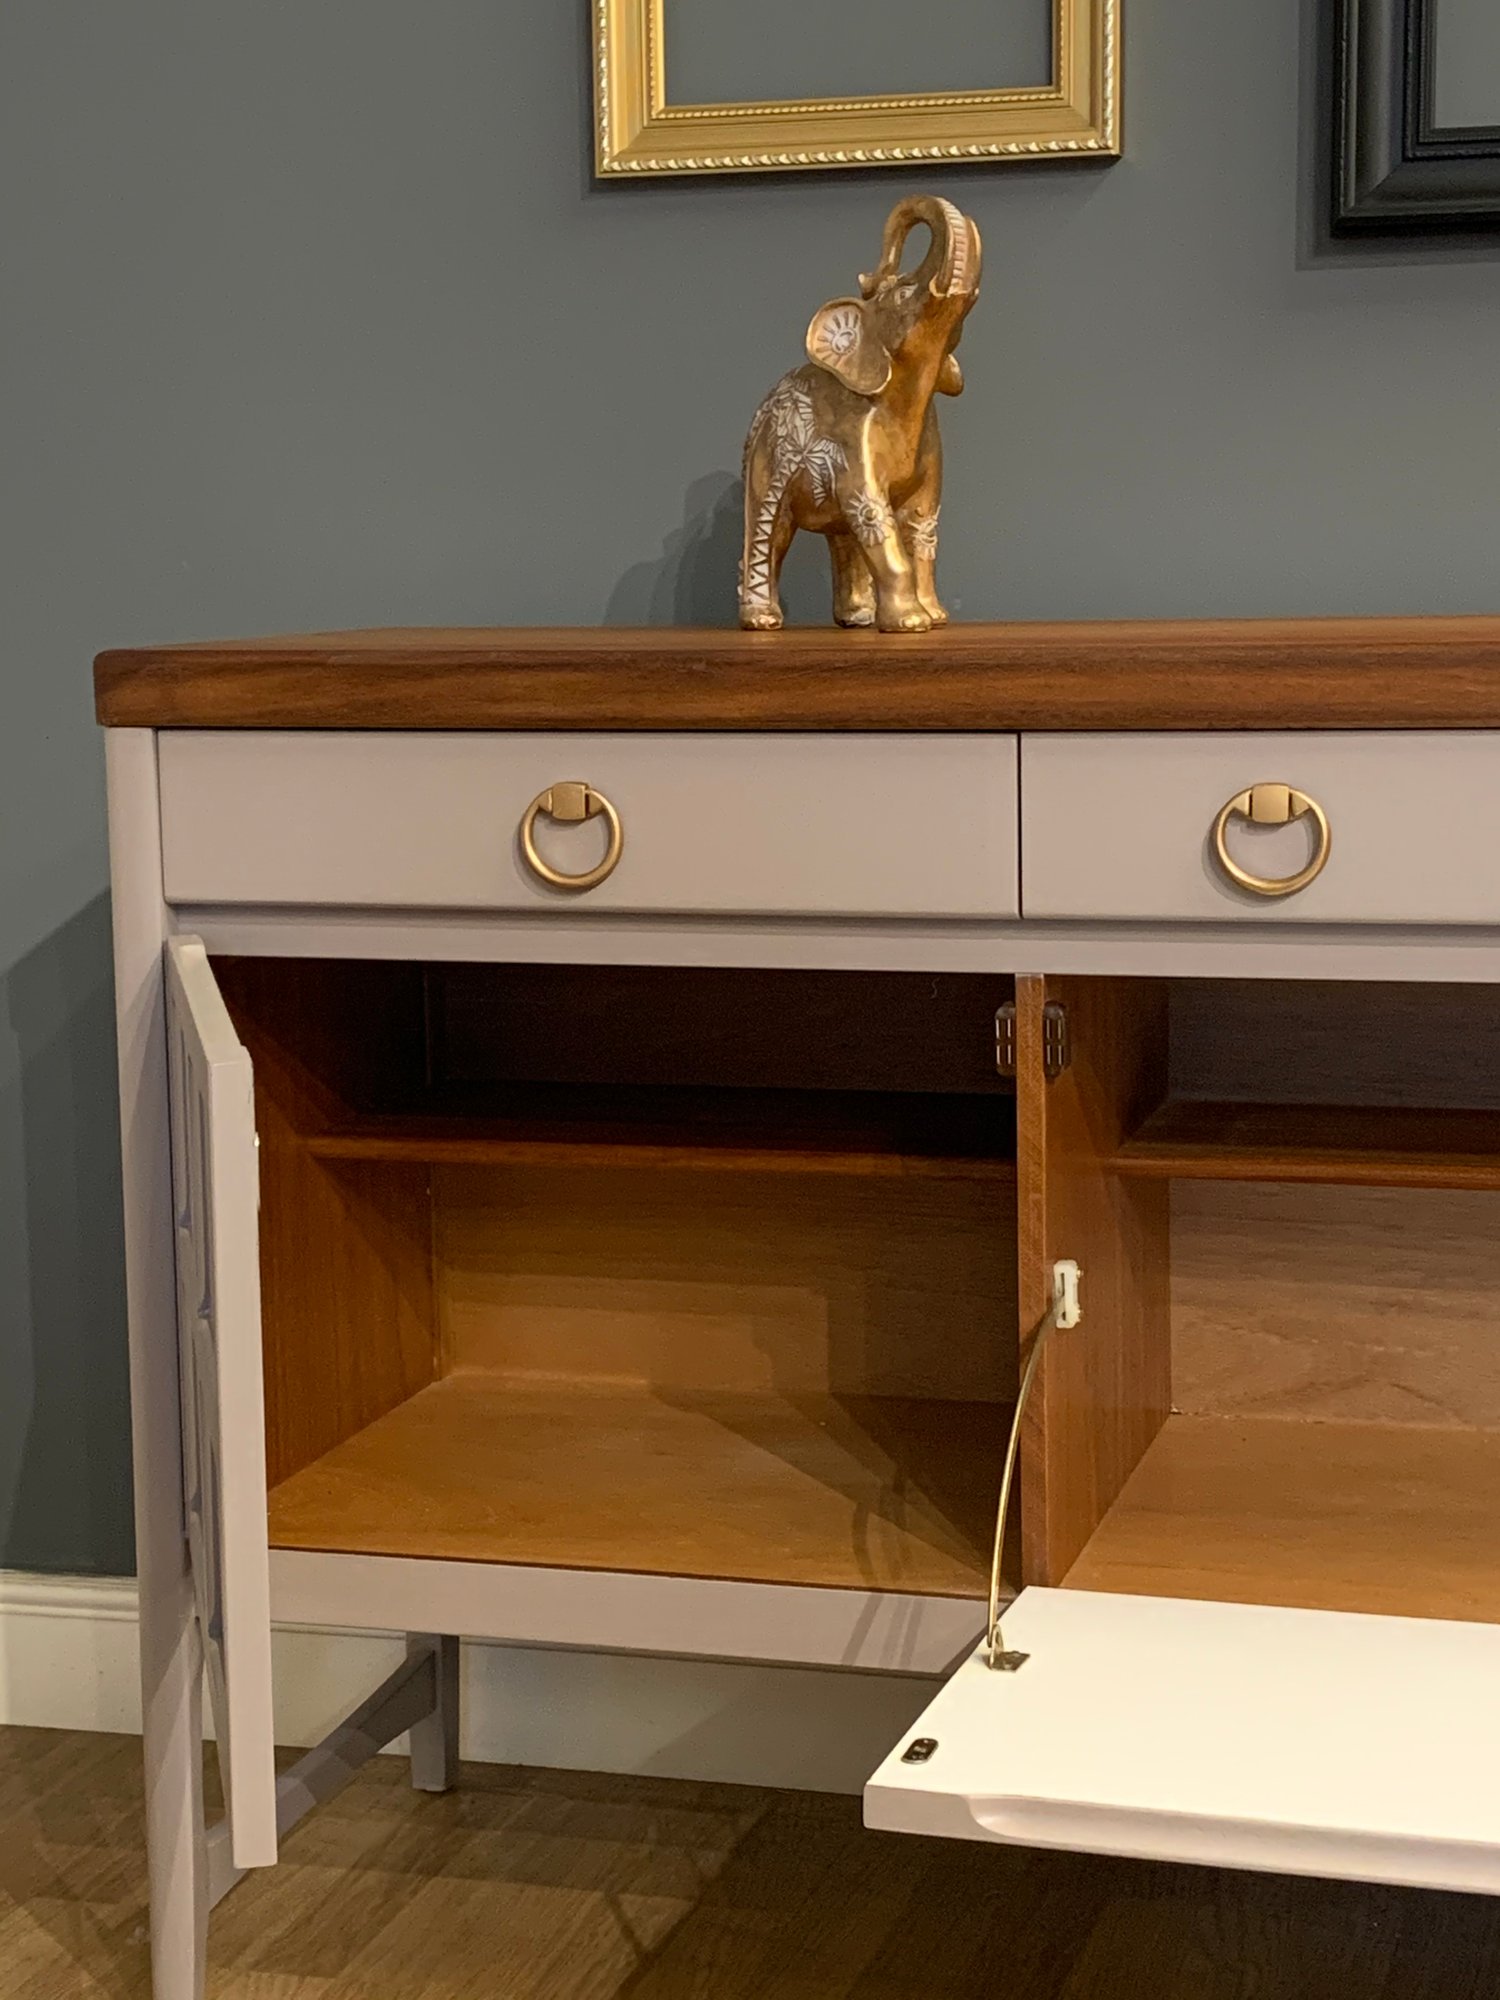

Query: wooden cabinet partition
left=1016, top=975, right=1171, bottom=1587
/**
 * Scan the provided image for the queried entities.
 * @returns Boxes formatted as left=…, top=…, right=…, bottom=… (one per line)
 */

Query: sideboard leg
left=406, top=1634, right=461, bottom=1792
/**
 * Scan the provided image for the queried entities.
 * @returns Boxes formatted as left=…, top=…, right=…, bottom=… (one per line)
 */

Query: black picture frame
left=1335, top=0, right=1500, bottom=231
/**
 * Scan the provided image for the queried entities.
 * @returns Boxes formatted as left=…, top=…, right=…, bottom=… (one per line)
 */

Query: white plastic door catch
left=1052, top=1258, right=1081, bottom=1329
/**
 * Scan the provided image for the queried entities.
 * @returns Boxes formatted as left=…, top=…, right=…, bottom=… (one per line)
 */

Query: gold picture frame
left=593, top=0, right=1121, bottom=178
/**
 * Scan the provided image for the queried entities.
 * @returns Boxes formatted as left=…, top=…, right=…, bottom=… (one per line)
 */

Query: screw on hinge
left=995, top=1002, right=1016, bottom=1078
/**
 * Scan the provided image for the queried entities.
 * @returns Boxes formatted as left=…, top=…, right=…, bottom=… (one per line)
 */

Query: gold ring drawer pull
left=520, top=782, right=624, bottom=892
left=1211, top=783, right=1331, bottom=899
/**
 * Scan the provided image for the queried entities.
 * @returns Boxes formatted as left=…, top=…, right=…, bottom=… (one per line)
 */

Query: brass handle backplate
left=1211, top=783, right=1331, bottom=899
left=520, top=781, right=624, bottom=892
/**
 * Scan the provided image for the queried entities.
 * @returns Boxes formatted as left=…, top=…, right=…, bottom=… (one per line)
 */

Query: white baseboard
left=0, top=1571, right=937, bottom=1795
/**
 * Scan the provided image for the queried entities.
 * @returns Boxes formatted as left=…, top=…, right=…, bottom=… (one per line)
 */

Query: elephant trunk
left=860, top=195, right=976, bottom=300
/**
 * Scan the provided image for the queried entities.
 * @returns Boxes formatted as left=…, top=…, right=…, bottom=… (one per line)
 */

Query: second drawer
left=158, top=730, right=1020, bottom=920
left=1022, top=732, right=1500, bottom=924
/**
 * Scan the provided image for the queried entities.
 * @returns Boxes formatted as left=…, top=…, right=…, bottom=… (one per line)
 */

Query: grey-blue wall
left=3, top=0, right=1497, bottom=1573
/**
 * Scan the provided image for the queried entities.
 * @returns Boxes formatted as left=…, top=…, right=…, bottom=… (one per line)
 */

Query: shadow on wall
left=604, top=471, right=829, bottom=628
left=0, top=895, right=132, bottom=1576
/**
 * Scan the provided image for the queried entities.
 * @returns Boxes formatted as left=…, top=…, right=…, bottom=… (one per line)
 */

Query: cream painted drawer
left=158, top=731, right=1020, bottom=919
left=1022, top=732, right=1500, bottom=924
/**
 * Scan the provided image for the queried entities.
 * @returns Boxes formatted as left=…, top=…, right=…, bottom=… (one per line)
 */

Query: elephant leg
left=841, top=484, right=929, bottom=633
left=899, top=501, right=945, bottom=626
left=899, top=442, right=946, bottom=625
left=765, top=505, right=797, bottom=610
left=740, top=438, right=791, bottom=631
left=828, top=531, right=876, bottom=628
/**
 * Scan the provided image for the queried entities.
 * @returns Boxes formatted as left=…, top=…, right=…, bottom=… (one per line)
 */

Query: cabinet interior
left=216, top=960, right=1018, bottom=1599
left=220, top=959, right=1500, bottom=1625
left=1049, top=977, right=1500, bottom=1625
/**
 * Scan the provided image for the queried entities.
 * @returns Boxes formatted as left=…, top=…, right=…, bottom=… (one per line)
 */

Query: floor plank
left=2, top=1726, right=1499, bottom=1997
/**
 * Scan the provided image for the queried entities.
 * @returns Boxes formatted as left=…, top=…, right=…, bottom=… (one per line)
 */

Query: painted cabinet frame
left=108, top=714, right=1500, bottom=1999
left=109, top=738, right=458, bottom=2000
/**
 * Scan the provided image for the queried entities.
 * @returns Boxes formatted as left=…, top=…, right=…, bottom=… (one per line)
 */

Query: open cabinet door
left=166, top=937, right=277, bottom=1870
left=866, top=1588, right=1500, bottom=1891
left=867, top=974, right=1500, bottom=1893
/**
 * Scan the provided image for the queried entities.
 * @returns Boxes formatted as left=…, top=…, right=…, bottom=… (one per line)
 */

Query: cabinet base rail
left=205, top=1633, right=453, bottom=1908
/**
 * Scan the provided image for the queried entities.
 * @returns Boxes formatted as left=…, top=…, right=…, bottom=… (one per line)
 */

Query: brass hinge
left=995, top=1002, right=1016, bottom=1078
left=1043, top=1001, right=1070, bottom=1080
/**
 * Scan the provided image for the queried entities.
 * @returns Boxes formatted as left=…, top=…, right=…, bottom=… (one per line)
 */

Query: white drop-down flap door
left=867, top=1587, right=1500, bottom=1894
left=166, top=936, right=278, bottom=1869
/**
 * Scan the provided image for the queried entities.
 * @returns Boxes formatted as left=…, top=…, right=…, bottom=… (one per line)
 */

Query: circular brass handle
left=519, top=781, right=624, bottom=892
left=1211, top=783, right=1331, bottom=899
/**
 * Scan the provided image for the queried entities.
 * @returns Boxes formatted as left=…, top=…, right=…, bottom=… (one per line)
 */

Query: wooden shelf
left=1111, top=1099, right=1500, bottom=1190
left=306, top=1085, right=1015, bottom=1183
left=267, top=1376, right=1003, bottom=1597
left=1064, top=1414, right=1500, bottom=1624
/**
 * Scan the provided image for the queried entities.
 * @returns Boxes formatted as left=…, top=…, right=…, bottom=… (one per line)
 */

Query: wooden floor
left=6, top=1727, right=1500, bottom=1998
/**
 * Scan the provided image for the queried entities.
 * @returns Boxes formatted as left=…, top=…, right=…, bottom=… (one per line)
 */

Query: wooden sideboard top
left=93, top=617, right=1500, bottom=731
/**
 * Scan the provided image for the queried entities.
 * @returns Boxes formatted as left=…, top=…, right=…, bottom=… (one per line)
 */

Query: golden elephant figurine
left=739, top=194, right=981, bottom=634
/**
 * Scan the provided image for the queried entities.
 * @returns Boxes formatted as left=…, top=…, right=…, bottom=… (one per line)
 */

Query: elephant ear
left=805, top=298, right=891, bottom=397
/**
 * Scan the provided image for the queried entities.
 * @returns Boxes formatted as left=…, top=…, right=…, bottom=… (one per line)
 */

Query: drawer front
left=1023, top=732, right=1500, bottom=924
left=158, top=732, right=1019, bottom=919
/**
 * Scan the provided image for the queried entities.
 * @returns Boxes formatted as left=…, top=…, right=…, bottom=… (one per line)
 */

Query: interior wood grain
left=430, top=964, right=1014, bottom=1097
left=218, top=962, right=437, bottom=1488
left=307, top=1086, right=1015, bottom=1182
left=1017, top=975, right=1172, bottom=1588
left=1064, top=1413, right=1500, bottom=1623
left=1171, top=1180, right=1500, bottom=1429
left=1114, top=1099, right=1500, bottom=1190
left=266, top=1376, right=1001, bottom=1594
left=434, top=1161, right=1015, bottom=1404
left=1169, top=980, right=1500, bottom=1110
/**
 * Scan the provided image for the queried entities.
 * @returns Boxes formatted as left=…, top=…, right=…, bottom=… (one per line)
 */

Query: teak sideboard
left=96, top=618, right=1500, bottom=1998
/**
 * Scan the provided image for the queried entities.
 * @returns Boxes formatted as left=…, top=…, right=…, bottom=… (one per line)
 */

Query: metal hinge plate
left=998, top=1000, right=1071, bottom=1079
left=995, top=1002, right=1016, bottom=1078
left=1042, top=1001, right=1070, bottom=1080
